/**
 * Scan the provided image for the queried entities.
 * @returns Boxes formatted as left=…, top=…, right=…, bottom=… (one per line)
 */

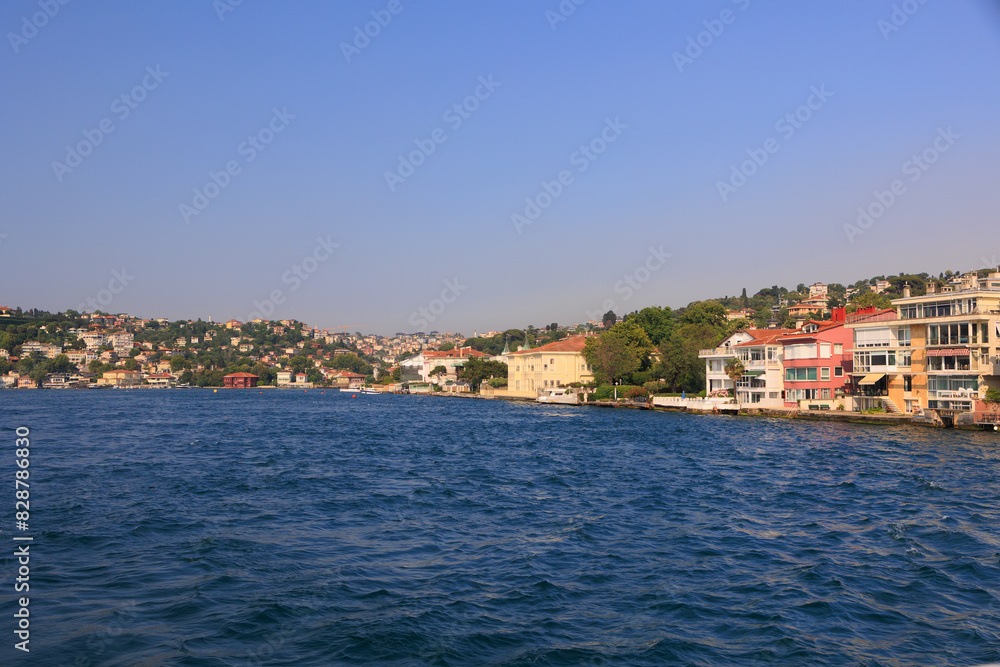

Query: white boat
left=360, top=388, right=381, bottom=395
left=340, top=387, right=362, bottom=393
left=536, top=387, right=579, bottom=405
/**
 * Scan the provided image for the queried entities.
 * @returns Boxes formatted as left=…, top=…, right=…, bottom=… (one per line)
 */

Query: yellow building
left=848, top=272, right=1000, bottom=417
left=507, top=335, right=593, bottom=398
left=97, top=369, right=142, bottom=387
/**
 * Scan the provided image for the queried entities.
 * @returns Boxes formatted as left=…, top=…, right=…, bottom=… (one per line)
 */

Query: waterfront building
left=402, top=347, right=491, bottom=383
left=506, top=335, right=593, bottom=398
left=847, top=272, right=1000, bottom=419
left=97, top=369, right=142, bottom=387
left=778, top=312, right=853, bottom=409
left=223, top=372, right=259, bottom=388
left=700, top=329, right=797, bottom=407
left=144, top=372, right=176, bottom=387
left=324, top=370, right=365, bottom=388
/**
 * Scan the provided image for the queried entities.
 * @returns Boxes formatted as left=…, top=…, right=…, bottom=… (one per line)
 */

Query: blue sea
left=1, top=390, right=999, bottom=665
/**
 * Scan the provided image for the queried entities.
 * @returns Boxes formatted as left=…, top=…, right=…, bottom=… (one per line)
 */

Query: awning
left=858, top=373, right=885, bottom=386
left=926, top=348, right=970, bottom=357
left=743, top=370, right=764, bottom=377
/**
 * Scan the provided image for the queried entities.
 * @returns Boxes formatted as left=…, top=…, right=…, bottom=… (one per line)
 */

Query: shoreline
left=6, top=385, right=998, bottom=432
left=419, top=390, right=1000, bottom=432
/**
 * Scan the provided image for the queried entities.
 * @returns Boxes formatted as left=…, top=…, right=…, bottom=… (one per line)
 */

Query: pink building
left=779, top=309, right=854, bottom=408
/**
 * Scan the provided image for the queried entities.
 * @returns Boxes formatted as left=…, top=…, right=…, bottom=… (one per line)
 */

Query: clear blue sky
left=3, top=0, right=999, bottom=335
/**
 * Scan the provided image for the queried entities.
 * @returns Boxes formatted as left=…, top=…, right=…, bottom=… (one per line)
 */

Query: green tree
left=48, top=354, right=74, bottom=374
left=289, top=354, right=311, bottom=374
left=725, top=357, right=745, bottom=408
left=457, top=357, right=508, bottom=392
left=583, top=321, right=652, bottom=386
left=847, top=290, right=892, bottom=312
left=602, top=310, right=617, bottom=328
left=429, top=365, right=448, bottom=379
left=625, top=306, right=675, bottom=346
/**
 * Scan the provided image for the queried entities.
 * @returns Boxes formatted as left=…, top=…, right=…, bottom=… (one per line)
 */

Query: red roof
left=224, top=372, right=258, bottom=378
left=424, top=347, right=490, bottom=359
left=510, top=335, right=588, bottom=355
left=777, top=322, right=843, bottom=342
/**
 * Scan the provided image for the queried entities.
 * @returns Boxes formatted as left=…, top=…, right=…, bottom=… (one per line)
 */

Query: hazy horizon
left=3, top=1, right=999, bottom=336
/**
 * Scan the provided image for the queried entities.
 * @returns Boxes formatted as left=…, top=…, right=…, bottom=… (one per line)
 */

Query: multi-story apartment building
left=21, top=341, right=62, bottom=358
left=848, top=272, right=1000, bottom=418
left=779, top=316, right=853, bottom=409
left=845, top=307, right=917, bottom=414
left=80, top=331, right=108, bottom=350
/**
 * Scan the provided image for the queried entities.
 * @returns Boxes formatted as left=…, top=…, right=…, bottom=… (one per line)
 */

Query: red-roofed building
left=778, top=314, right=853, bottom=409
left=700, top=328, right=799, bottom=406
left=223, top=372, right=258, bottom=388
left=322, top=369, right=365, bottom=388
left=410, top=346, right=491, bottom=383
left=507, top=335, right=592, bottom=398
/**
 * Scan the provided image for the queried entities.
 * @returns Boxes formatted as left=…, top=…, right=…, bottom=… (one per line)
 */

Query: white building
left=699, top=329, right=798, bottom=407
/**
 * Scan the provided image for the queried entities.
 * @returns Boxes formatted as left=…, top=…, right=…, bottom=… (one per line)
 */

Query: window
left=903, top=375, right=912, bottom=391
left=821, top=367, right=830, bottom=381
left=821, top=388, right=831, bottom=400
left=834, top=366, right=843, bottom=377
left=897, top=327, right=910, bottom=347
left=785, top=367, right=817, bottom=381
left=834, top=343, right=843, bottom=354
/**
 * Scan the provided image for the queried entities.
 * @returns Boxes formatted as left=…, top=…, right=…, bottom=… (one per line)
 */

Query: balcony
left=850, top=387, right=888, bottom=397
left=846, top=310, right=899, bottom=324
left=699, top=347, right=736, bottom=357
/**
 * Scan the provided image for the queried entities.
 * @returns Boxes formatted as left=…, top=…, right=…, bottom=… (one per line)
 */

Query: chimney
left=927, top=282, right=937, bottom=294
left=902, top=282, right=911, bottom=298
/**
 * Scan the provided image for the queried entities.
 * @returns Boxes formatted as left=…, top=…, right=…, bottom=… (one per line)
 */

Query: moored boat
left=536, top=387, right=579, bottom=405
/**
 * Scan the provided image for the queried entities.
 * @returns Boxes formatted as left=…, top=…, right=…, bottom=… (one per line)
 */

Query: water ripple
left=1, top=391, right=999, bottom=665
